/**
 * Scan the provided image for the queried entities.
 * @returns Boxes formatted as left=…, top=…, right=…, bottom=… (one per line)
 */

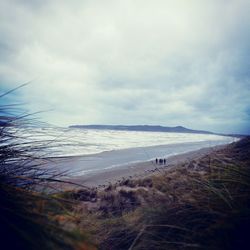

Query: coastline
left=55, top=143, right=228, bottom=189
left=66, top=137, right=250, bottom=249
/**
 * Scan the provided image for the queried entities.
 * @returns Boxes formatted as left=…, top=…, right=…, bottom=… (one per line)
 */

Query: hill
left=69, top=124, right=214, bottom=134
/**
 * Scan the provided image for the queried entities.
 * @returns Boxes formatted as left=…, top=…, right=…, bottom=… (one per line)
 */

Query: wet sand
left=52, top=144, right=228, bottom=190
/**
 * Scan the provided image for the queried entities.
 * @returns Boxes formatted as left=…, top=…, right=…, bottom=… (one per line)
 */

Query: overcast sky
left=0, top=0, right=250, bottom=134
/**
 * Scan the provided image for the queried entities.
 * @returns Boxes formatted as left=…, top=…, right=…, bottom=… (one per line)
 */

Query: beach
left=48, top=141, right=232, bottom=189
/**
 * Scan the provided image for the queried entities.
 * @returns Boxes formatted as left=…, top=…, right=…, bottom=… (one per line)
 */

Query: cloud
left=0, top=0, right=250, bottom=134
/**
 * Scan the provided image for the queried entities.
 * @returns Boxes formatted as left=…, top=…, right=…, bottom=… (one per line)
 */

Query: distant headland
left=69, top=124, right=215, bottom=135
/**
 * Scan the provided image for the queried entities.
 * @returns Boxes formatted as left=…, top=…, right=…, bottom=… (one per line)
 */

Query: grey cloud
left=0, top=0, right=250, bottom=134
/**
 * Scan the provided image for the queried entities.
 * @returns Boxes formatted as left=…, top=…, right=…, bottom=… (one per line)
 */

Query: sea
left=12, top=127, right=237, bottom=176
left=16, top=126, right=236, bottom=157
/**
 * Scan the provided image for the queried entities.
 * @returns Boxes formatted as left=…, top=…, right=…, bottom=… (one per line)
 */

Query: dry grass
left=0, top=89, right=97, bottom=250
left=64, top=137, right=250, bottom=250
left=2, top=86, right=250, bottom=250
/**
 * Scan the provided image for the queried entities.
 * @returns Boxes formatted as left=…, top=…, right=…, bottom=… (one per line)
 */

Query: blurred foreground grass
left=0, top=93, right=97, bottom=250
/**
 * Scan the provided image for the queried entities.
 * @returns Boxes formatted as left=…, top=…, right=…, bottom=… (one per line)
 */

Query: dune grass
left=1, top=88, right=250, bottom=249
left=62, top=137, right=250, bottom=250
left=0, top=91, right=97, bottom=250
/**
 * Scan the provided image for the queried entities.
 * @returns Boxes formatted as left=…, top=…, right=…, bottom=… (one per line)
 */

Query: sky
left=0, top=0, right=250, bottom=134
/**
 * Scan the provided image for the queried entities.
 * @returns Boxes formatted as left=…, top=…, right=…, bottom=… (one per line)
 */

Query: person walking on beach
left=156, top=158, right=158, bottom=164
left=163, top=159, right=166, bottom=165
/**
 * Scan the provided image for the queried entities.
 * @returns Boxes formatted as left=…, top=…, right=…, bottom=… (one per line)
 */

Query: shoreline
left=47, top=139, right=235, bottom=175
left=49, top=137, right=236, bottom=160
left=56, top=143, right=228, bottom=189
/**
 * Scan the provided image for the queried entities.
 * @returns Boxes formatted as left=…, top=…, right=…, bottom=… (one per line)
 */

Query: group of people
left=155, top=158, right=166, bottom=165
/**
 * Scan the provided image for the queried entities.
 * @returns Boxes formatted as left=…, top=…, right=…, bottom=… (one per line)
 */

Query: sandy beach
left=50, top=143, right=229, bottom=189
